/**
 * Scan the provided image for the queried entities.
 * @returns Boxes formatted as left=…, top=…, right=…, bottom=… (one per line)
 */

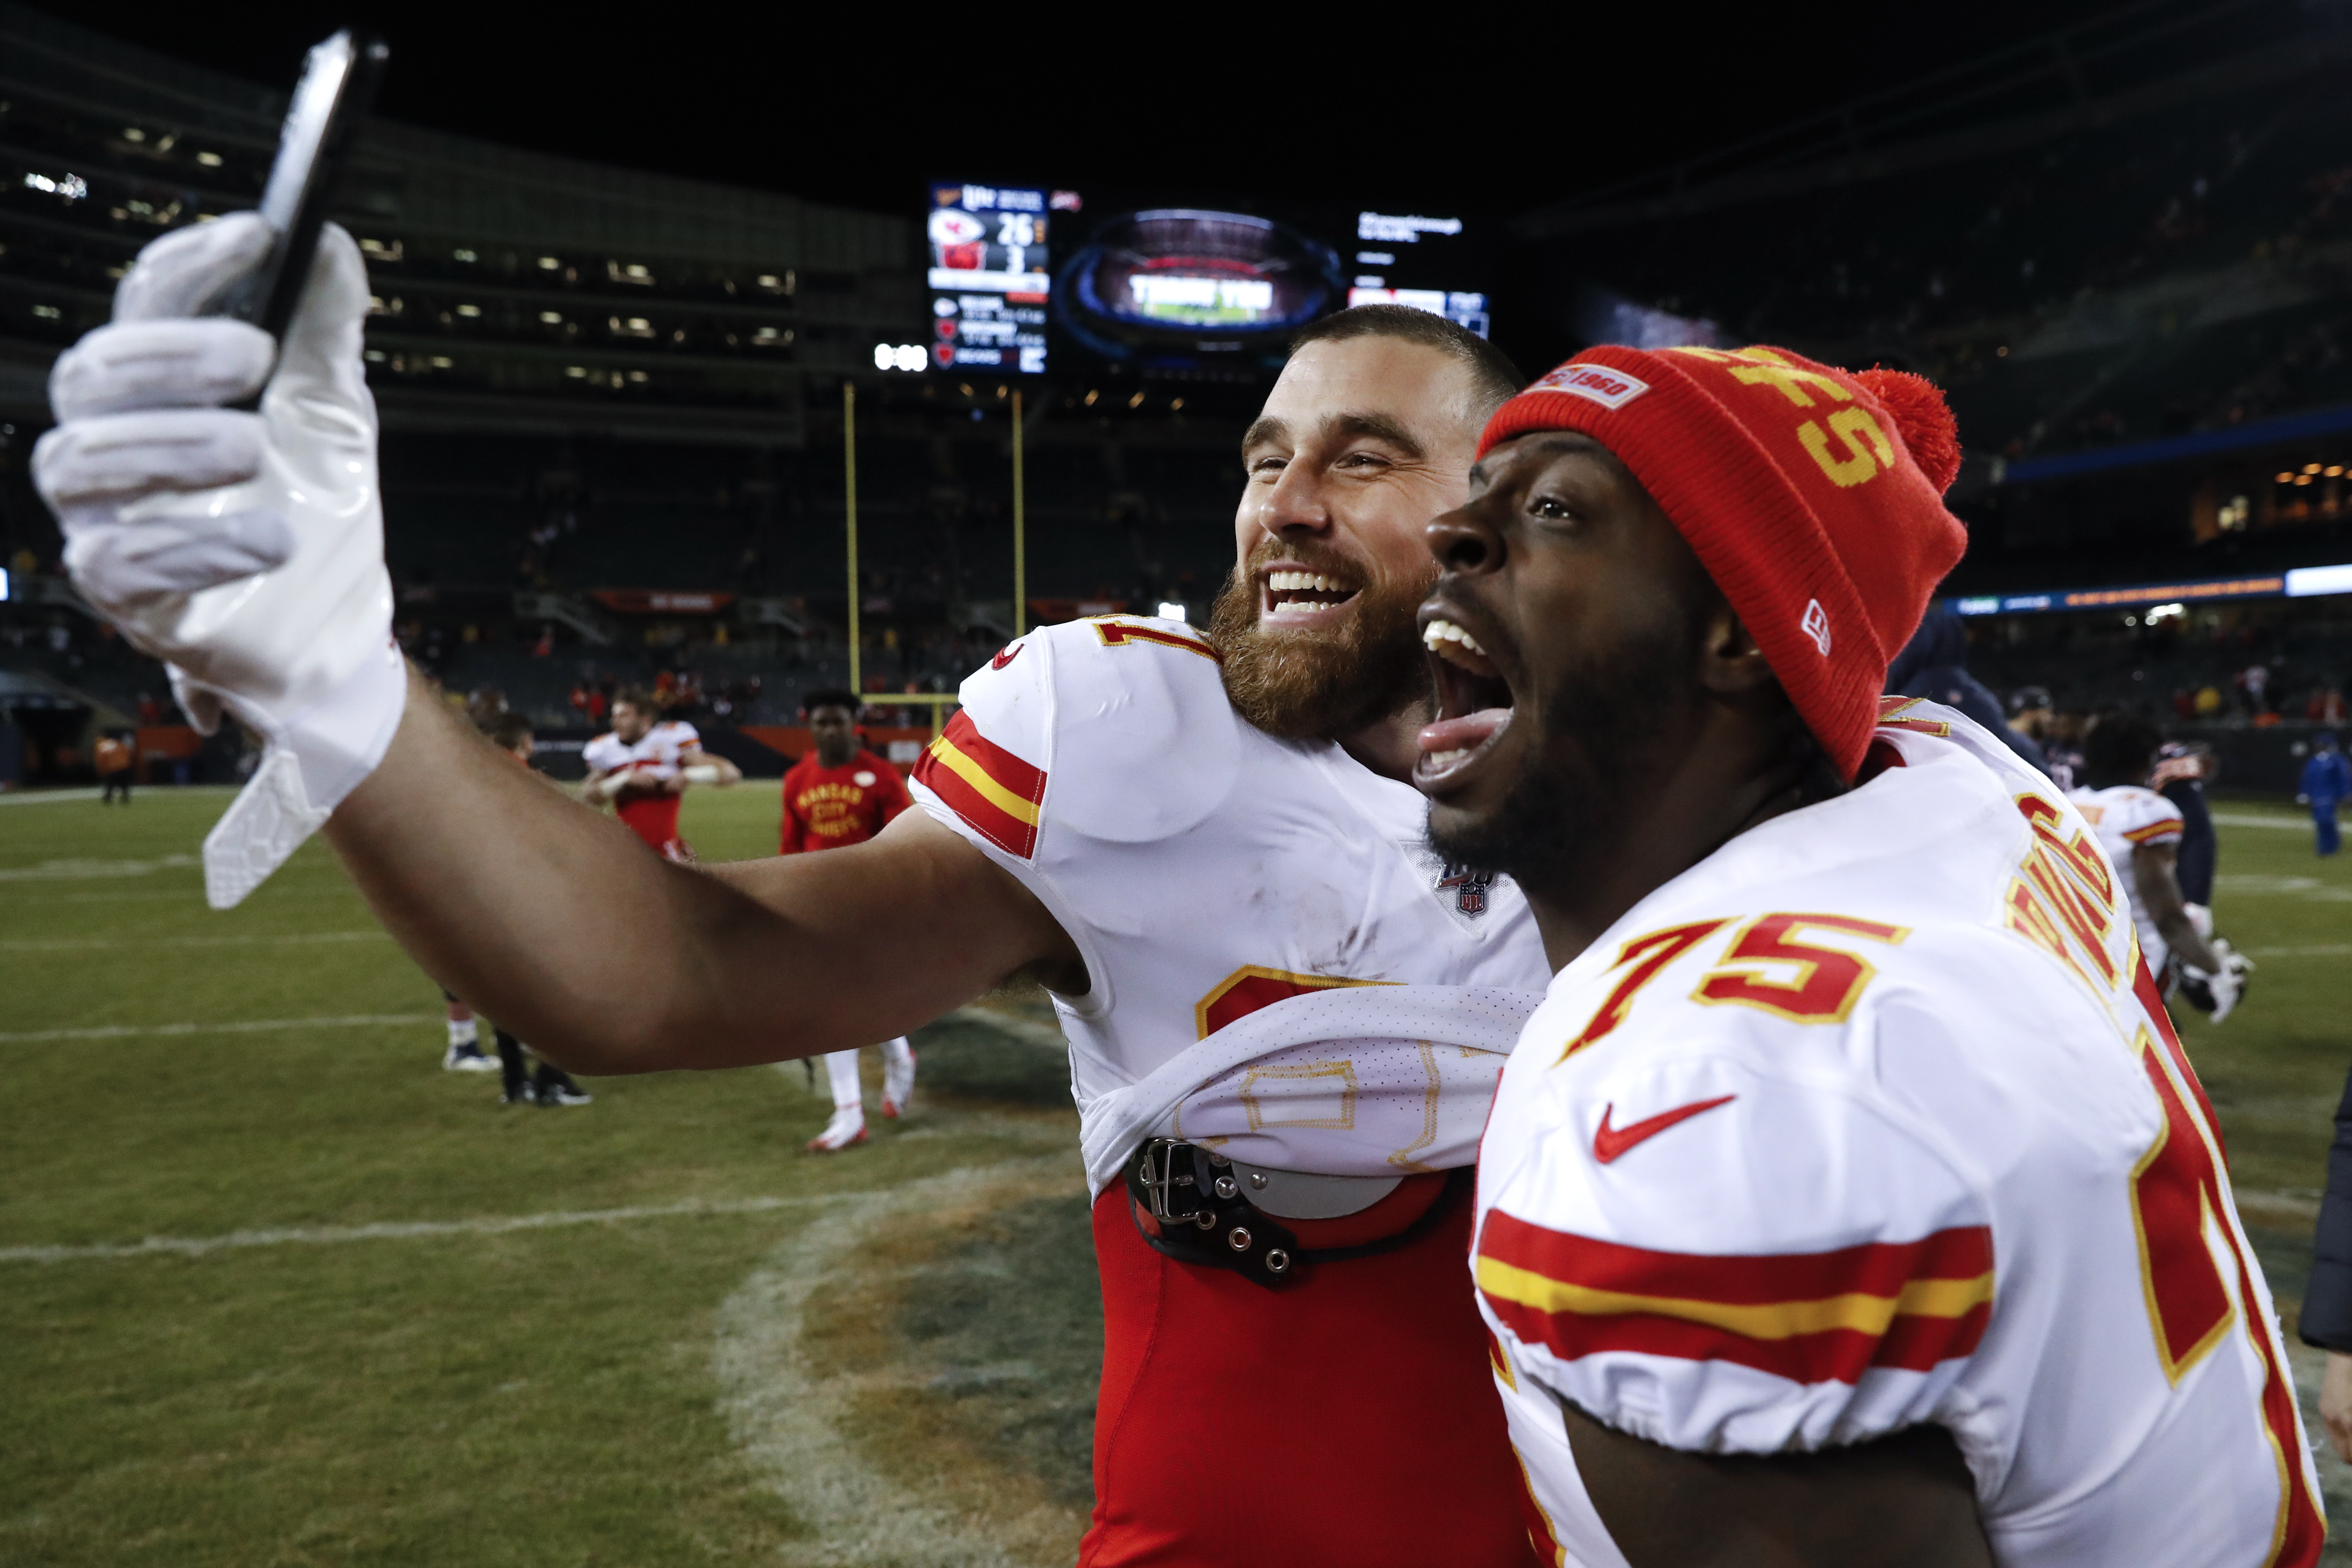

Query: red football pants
left=1081, top=1182, right=1540, bottom=1568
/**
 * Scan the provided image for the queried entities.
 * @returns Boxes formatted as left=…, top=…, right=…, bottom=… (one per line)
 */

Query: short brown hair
left=1291, top=305, right=1522, bottom=418
left=488, top=713, right=534, bottom=751
left=612, top=685, right=656, bottom=714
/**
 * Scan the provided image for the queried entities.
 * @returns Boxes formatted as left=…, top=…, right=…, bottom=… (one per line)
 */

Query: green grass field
left=1, top=783, right=2347, bottom=1564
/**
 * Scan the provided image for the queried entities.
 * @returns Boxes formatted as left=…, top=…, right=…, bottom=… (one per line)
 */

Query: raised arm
left=331, top=673, right=1079, bottom=1074
left=32, top=213, right=1077, bottom=1071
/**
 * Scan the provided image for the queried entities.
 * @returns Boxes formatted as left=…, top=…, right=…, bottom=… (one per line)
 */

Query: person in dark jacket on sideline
left=2153, top=740, right=2218, bottom=933
left=1885, top=604, right=2052, bottom=777
left=2305, top=1066, right=2352, bottom=1460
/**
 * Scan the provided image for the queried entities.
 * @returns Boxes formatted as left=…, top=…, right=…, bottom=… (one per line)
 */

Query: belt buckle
left=1136, top=1137, right=1219, bottom=1231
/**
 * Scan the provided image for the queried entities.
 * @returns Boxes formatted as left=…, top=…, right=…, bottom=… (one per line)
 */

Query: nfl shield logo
left=1436, top=863, right=1495, bottom=917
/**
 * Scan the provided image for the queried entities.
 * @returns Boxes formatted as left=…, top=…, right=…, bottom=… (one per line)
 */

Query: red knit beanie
left=1477, top=345, right=1968, bottom=779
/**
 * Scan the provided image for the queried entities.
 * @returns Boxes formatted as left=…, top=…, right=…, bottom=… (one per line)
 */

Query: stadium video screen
left=1052, top=191, right=1493, bottom=374
left=926, top=182, right=1062, bottom=374
left=923, top=182, right=1492, bottom=377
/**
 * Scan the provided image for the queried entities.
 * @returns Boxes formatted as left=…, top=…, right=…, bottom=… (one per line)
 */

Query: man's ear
left=1697, top=604, right=1778, bottom=697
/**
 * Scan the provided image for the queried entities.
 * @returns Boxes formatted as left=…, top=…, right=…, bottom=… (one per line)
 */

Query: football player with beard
left=36, top=216, right=1553, bottom=1568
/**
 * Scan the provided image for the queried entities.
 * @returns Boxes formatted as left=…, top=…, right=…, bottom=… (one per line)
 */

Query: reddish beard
left=1206, top=540, right=1434, bottom=741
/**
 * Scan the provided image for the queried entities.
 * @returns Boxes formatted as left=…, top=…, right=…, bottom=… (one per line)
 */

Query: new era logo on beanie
left=1529, top=362, right=1651, bottom=411
left=1477, top=344, right=1967, bottom=779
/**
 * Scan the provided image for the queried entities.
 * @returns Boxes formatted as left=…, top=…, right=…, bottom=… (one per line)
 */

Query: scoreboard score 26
left=927, top=182, right=1067, bottom=374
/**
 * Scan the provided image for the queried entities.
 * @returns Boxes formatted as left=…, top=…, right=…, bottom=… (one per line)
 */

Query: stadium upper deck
left=1516, top=1, right=2352, bottom=598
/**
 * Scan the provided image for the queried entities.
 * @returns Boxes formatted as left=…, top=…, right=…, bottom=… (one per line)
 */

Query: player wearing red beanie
left=1420, top=346, right=2321, bottom=1567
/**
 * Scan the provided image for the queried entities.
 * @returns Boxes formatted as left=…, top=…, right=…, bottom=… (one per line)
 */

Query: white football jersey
left=2070, top=783, right=2187, bottom=975
left=582, top=719, right=700, bottom=781
left=1476, top=700, right=2321, bottom=1568
left=909, top=616, right=1551, bottom=1173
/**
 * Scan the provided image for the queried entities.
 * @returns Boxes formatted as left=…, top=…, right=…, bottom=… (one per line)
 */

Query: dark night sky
left=33, top=1, right=2119, bottom=219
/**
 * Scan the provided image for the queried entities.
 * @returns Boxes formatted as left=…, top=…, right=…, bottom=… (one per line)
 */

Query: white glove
left=33, top=214, right=404, bottom=909
left=683, top=764, right=721, bottom=786
left=2181, top=937, right=2254, bottom=1023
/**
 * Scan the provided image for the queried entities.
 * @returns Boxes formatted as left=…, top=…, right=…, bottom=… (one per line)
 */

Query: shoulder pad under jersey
left=950, top=616, right=1242, bottom=848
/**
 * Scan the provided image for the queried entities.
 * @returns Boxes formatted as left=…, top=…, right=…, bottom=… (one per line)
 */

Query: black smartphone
left=210, top=29, right=389, bottom=336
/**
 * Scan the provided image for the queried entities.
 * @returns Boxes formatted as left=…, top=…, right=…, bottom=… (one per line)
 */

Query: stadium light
left=872, top=344, right=928, bottom=372
left=1156, top=600, right=1185, bottom=621
left=0, top=565, right=10, bottom=602
left=2286, top=564, right=2352, bottom=598
left=873, top=343, right=893, bottom=371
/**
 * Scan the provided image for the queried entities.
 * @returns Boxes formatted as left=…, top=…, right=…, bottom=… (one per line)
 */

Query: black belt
left=1123, top=1138, right=1470, bottom=1292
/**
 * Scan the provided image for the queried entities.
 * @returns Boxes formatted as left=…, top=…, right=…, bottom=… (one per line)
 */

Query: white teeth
left=1267, top=570, right=1347, bottom=594
left=1424, top=749, right=1471, bottom=769
left=1421, top=618, right=1488, bottom=657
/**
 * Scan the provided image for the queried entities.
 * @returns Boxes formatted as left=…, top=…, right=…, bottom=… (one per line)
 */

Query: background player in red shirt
left=779, top=691, right=917, bottom=1150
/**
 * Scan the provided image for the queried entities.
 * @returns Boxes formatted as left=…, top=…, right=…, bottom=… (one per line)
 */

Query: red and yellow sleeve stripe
left=1477, top=1210, right=1993, bottom=1385
left=2123, top=820, right=2183, bottom=845
left=913, top=710, right=1046, bottom=860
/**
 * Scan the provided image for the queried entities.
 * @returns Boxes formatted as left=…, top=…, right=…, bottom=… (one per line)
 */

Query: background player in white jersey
left=580, top=687, right=740, bottom=861
left=2070, top=711, right=2251, bottom=1020
left=1411, top=344, right=2322, bottom=1566
left=32, top=215, right=1552, bottom=1568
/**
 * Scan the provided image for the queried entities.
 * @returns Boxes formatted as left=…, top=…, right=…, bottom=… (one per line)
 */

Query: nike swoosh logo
left=991, top=643, right=1024, bottom=670
left=1592, top=1094, right=1736, bottom=1164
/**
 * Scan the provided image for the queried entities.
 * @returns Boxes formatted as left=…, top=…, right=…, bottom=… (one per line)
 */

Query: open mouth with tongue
left=1415, top=611, right=1515, bottom=792
left=1260, top=565, right=1363, bottom=628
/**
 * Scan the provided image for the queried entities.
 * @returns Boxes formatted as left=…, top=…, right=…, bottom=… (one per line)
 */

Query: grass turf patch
left=1, top=783, right=1089, bottom=1565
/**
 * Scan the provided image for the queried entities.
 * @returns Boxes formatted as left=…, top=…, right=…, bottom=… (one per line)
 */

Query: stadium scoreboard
left=1346, top=211, right=1488, bottom=338
left=927, top=182, right=1057, bottom=374
left=918, top=182, right=1494, bottom=378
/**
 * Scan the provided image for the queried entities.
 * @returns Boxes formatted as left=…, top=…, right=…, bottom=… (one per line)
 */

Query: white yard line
left=2246, top=944, right=2352, bottom=958
left=45, top=887, right=354, bottom=903
left=0, top=786, right=236, bottom=805
left=0, top=854, right=200, bottom=881
left=715, top=1158, right=1085, bottom=1568
left=0, top=929, right=389, bottom=953
left=0, top=1191, right=851, bottom=1265
left=0, top=1012, right=437, bottom=1044
left=2211, top=812, right=2319, bottom=830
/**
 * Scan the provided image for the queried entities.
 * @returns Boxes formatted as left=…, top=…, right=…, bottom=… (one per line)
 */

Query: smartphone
left=209, top=29, right=389, bottom=336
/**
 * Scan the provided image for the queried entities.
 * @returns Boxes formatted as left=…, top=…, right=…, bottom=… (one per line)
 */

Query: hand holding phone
left=33, top=28, right=406, bottom=907
left=207, top=29, right=388, bottom=337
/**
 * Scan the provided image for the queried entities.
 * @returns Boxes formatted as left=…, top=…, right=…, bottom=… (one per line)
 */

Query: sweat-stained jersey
left=1475, top=699, right=2321, bottom=1568
left=907, top=614, right=1551, bottom=1130
left=583, top=719, right=701, bottom=860
left=779, top=748, right=912, bottom=854
left=2071, top=782, right=2187, bottom=976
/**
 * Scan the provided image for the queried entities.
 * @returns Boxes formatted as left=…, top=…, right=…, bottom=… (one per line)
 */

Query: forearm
left=324, top=671, right=749, bottom=1069
left=2134, top=849, right=2218, bottom=971
left=325, top=671, right=1069, bottom=1071
left=1561, top=1402, right=1990, bottom=1568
